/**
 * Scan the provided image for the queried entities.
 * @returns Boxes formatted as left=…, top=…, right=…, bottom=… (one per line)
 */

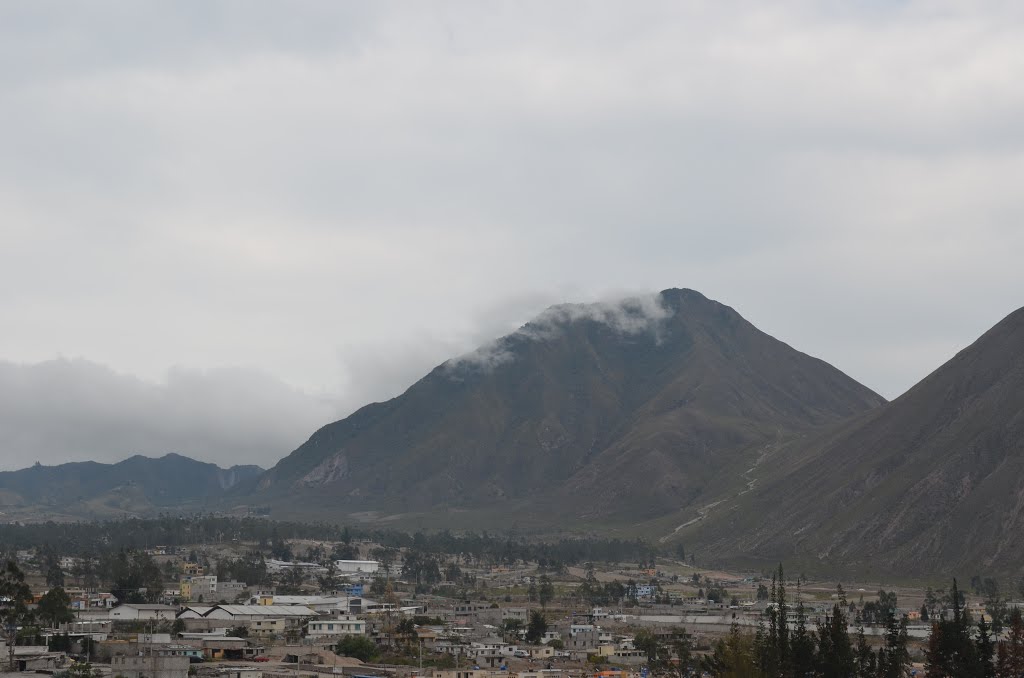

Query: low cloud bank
left=0, top=358, right=340, bottom=471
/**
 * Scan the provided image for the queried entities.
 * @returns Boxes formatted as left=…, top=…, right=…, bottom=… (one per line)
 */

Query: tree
left=670, top=629, right=695, bottom=677
left=817, top=598, right=854, bottom=678
left=502, top=619, right=524, bottom=643
left=526, top=610, right=548, bottom=644
left=395, top=617, right=417, bottom=649
left=975, top=617, right=996, bottom=678
left=37, top=587, right=74, bottom=628
left=103, top=549, right=163, bottom=603
left=1, top=560, right=32, bottom=671
left=634, top=628, right=662, bottom=666
left=790, top=585, right=815, bottom=678
left=854, top=625, right=876, bottom=678
left=40, top=546, right=64, bottom=589
left=876, top=611, right=910, bottom=678
left=996, top=608, right=1024, bottom=678
left=318, top=561, right=339, bottom=593
left=538, top=575, right=554, bottom=609
left=336, top=635, right=380, bottom=662
left=926, top=579, right=979, bottom=677
left=703, top=623, right=760, bottom=678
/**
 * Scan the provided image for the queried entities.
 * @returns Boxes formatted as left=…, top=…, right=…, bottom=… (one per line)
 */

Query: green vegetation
left=335, top=635, right=380, bottom=663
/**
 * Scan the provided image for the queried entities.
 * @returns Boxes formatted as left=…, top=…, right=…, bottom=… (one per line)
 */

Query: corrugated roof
left=209, top=605, right=316, bottom=617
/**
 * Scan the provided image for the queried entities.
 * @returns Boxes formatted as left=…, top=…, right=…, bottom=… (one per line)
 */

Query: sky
left=2, top=1, right=1023, bottom=471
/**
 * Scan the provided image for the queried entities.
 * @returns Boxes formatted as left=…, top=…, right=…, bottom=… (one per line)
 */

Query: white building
left=110, top=604, right=179, bottom=621
left=333, top=560, right=379, bottom=574
left=307, top=615, right=366, bottom=638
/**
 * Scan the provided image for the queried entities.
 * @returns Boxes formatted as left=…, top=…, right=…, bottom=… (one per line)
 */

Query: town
left=2, top=520, right=1024, bottom=678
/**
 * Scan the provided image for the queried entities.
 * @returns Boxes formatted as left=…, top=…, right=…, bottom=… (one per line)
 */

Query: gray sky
left=2, top=1, right=1023, bottom=470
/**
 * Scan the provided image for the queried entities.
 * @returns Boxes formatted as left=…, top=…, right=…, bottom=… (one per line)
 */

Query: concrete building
left=181, top=575, right=218, bottom=602
left=111, top=648, right=190, bottom=678
left=307, top=615, right=366, bottom=638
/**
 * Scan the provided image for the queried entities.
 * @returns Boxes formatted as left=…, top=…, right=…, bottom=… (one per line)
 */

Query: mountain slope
left=0, top=453, right=263, bottom=518
left=685, top=305, right=1024, bottom=576
left=249, top=289, right=884, bottom=525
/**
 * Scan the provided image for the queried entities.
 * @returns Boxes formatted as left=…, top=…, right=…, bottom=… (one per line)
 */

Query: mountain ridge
left=681, top=303, right=1024, bottom=576
left=0, top=452, right=263, bottom=519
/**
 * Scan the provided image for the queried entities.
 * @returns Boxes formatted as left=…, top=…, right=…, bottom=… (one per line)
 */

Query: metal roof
left=210, top=605, right=317, bottom=617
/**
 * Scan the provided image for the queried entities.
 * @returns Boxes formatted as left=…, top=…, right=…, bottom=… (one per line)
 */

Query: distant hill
left=0, top=453, right=263, bottom=519
left=245, top=288, right=884, bottom=528
left=683, top=305, right=1024, bottom=577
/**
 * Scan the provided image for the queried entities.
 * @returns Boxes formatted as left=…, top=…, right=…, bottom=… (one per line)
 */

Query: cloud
left=0, top=358, right=340, bottom=471
left=446, top=292, right=672, bottom=373
left=1, top=0, right=1023, bottom=451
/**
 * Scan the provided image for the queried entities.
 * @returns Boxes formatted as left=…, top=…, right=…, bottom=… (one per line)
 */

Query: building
left=181, top=575, right=218, bottom=601
left=216, top=580, right=248, bottom=598
left=111, top=648, right=190, bottom=678
left=307, top=615, right=366, bottom=638
left=110, top=604, right=179, bottom=621
left=248, top=618, right=286, bottom=637
left=333, top=560, right=380, bottom=575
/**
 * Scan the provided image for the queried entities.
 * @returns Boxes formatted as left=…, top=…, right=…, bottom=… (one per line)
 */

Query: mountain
left=0, top=453, right=263, bottom=519
left=683, top=305, right=1024, bottom=577
left=246, top=289, right=884, bottom=528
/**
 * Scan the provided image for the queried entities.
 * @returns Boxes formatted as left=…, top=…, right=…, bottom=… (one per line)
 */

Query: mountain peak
left=253, top=288, right=882, bottom=527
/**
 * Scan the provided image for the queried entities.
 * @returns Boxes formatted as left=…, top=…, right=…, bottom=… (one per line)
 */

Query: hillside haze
left=685, top=305, right=1024, bottom=576
left=249, top=289, right=884, bottom=526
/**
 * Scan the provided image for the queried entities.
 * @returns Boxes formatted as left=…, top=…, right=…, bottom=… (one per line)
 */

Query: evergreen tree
left=854, top=625, right=875, bottom=678
left=976, top=617, right=996, bottom=678
left=876, top=611, right=910, bottom=678
left=996, top=608, right=1024, bottom=678
left=525, top=610, right=548, bottom=644
left=817, top=600, right=854, bottom=678
left=790, top=582, right=815, bottom=678
left=926, top=579, right=979, bottom=677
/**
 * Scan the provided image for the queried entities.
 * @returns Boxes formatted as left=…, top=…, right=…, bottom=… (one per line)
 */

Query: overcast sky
left=2, top=1, right=1023, bottom=470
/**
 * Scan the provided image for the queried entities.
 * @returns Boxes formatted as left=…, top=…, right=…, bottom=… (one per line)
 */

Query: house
left=0, top=644, right=64, bottom=672
left=501, top=608, right=529, bottom=622
left=249, top=618, right=286, bottom=637
left=110, top=604, right=179, bottom=621
left=182, top=562, right=204, bottom=576
left=567, top=629, right=600, bottom=651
